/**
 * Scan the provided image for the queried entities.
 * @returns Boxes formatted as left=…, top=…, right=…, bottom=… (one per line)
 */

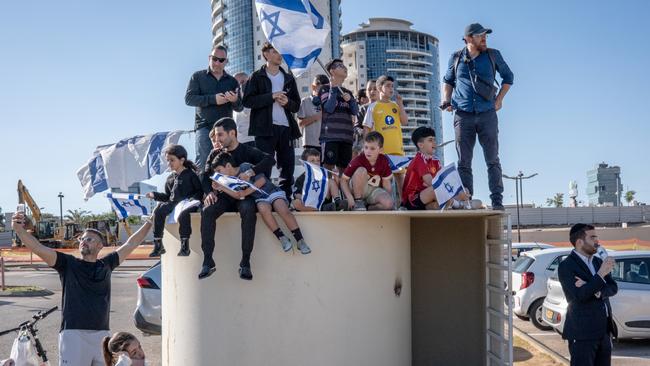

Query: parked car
left=542, top=250, right=650, bottom=340
left=133, top=261, right=161, bottom=335
left=511, top=242, right=555, bottom=261
left=511, top=247, right=573, bottom=330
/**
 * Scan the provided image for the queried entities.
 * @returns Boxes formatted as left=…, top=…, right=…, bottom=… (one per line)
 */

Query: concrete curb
left=514, top=326, right=570, bottom=365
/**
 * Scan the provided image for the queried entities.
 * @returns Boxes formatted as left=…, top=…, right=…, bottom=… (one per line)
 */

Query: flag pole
left=315, top=58, right=331, bottom=78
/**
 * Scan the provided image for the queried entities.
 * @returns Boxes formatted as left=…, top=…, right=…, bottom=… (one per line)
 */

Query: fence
left=507, top=206, right=650, bottom=226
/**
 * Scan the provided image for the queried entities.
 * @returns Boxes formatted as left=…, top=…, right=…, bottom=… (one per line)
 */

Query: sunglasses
left=78, top=236, right=94, bottom=243
left=211, top=56, right=227, bottom=63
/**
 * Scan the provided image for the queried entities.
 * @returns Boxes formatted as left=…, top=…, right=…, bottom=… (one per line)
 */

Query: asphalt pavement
left=0, top=261, right=162, bottom=365
left=515, top=317, right=650, bottom=365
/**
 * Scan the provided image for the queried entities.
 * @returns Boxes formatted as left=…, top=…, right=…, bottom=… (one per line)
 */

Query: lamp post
left=502, top=171, right=538, bottom=242
left=58, top=192, right=64, bottom=227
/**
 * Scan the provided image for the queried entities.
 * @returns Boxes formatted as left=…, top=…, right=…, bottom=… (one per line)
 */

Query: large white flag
left=77, top=131, right=186, bottom=199
left=431, top=163, right=465, bottom=207
left=255, top=0, right=331, bottom=75
left=210, top=173, right=268, bottom=196
left=106, top=193, right=150, bottom=220
left=301, top=161, right=328, bottom=210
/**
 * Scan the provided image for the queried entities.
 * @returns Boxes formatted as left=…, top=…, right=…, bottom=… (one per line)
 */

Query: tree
left=625, top=190, right=636, bottom=206
left=64, top=209, right=91, bottom=225
left=546, top=193, right=564, bottom=208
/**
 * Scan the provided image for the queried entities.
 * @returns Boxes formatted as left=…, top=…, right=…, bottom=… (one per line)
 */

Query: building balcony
left=386, top=58, right=433, bottom=67
left=405, top=106, right=430, bottom=112
left=402, top=96, right=430, bottom=103
left=388, top=67, right=433, bottom=76
left=396, top=77, right=429, bottom=84
left=386, top=49, right=432, bottom=57
left=397, top=86, right=429, bottom=94
left=211, top=18, right=224, bottom=34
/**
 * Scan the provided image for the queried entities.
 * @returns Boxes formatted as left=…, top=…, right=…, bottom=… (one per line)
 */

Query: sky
left=1, top=0, right=648, bottom=217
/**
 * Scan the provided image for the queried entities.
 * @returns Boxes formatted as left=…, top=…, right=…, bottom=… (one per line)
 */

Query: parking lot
left=515, top=317, right=650, bottom=365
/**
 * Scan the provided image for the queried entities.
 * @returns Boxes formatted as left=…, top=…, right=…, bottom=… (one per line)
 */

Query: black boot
left=177, top=238, right=191, bottom=257
left=149, top=238, right=166, bottom=257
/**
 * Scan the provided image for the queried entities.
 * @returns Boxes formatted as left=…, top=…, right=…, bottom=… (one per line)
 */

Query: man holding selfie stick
left=243, top=42, right=302, bottom=200
left=441, top=23, right=513, bottom=211
left=11, top=210, right=152, bottom=365
left=186, top=45, right=243, bottom=169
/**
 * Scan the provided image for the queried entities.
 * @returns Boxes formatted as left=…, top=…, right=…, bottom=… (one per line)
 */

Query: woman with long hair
left=102, top=332, right=146, bottom=366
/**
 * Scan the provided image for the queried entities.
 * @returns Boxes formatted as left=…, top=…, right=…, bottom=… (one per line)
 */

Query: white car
left=511, top=242, right=555, bottom=261
left=133, top=261, right=161, bottom=335
left=542, top=250, right=650, bottom=340
left=511, top=247, right=573, bottom=330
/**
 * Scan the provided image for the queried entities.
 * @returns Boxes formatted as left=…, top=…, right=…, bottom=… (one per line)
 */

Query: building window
left=360, top=65, right=364, bottom=68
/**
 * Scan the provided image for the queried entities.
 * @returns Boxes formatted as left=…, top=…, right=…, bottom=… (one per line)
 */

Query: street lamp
left=58, top=192, right=64, bottom=227
left=502, top=171, right=538, bottom=242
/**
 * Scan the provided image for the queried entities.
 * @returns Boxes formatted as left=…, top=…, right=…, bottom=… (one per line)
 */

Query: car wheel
left=529, top=298, right=552, bottom=331
left=515, top=314, right=529, bottom=321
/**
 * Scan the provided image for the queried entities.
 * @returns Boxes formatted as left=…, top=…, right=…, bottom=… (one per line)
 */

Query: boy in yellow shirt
left=362, top=75, right=408, bottom=199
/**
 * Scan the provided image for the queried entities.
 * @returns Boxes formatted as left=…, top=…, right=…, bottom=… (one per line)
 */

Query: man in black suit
left=558, top=223, right=618, bottom=366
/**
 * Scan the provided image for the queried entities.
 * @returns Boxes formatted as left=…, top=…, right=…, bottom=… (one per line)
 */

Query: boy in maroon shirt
left=341, top=132, right=394, bottom=211
left=402, top=126, right=470, bottom=210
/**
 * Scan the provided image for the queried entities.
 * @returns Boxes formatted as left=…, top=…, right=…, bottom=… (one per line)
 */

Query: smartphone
left=17, top=203, right=26, bottom=213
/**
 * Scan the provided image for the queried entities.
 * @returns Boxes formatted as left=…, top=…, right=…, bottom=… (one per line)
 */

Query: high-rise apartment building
left=341, top=18, right=443, bottom=161
left=587, top=163, right=623, bottom=207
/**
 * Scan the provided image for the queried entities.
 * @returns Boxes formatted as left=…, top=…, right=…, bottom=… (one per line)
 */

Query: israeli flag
left=210, top=173, right=268, bottom=196
left=77, top=131, right=186, bottom=199
left=166, top=199, right=202, bottom=224
left=301, top=161, right=328, bottom=210
left=255, top=0, right=331, bottom=76
left=431, top=163, right=465, bottom=207
left=106, top=193, right=149, bottom=220
left=387, top=155, right=412, bottom=173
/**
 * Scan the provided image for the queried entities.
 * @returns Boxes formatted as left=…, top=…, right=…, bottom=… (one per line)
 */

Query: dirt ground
left=514, top=335, right=565, bottom=365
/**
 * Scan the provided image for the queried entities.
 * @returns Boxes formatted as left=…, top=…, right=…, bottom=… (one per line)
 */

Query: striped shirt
left=318, top=85, right=358, bottom=144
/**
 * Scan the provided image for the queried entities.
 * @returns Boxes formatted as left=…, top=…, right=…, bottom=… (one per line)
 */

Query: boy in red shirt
left=341, top=132, right=394, bottom=211
left=402, top=127, right=471, bottom=210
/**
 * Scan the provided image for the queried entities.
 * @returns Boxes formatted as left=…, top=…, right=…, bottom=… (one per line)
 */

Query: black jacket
left=152, top=168, right=203, bottom=203
left=242, top=65, right=301, bottom=139
left=200, top=143, right=276, bottom=194
left=185, top=69, right=243, bottom=130
left=558, top=251, right=618, bottom=341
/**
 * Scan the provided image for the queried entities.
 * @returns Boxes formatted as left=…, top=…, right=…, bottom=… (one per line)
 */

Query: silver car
left=511, top=242, right=555, bottom=261
left=542, top=251, right=650, bottom=340
left=512, top=247, right=573, bottom=330
left=133, top=261, right=161, bottom=335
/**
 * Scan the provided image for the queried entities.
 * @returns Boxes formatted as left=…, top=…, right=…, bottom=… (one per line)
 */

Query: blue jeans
left=454, top=109, right=503, bottom=206
left=195, top=126, right=212, bottom=170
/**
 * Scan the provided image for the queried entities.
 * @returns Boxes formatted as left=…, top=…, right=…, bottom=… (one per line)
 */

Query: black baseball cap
left=464, top=23, right=492, bottom=37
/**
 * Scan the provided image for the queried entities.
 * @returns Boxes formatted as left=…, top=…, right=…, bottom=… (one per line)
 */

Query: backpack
left=452, top=47, right=499, bottom=86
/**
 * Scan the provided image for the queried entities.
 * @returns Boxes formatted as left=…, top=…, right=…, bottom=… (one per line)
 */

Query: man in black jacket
left=243, top=42, right=301, bottom=200
left=185, top=45, right=242, bottom=169
left=198, top=117, right=275, bottom=280
left=558, top=223, right=618, bottom=366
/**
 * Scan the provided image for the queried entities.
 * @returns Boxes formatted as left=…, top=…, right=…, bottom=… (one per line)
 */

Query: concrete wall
left=507, top=206, right=650, bottom=226
left=161, top=211, right=508, bottom=366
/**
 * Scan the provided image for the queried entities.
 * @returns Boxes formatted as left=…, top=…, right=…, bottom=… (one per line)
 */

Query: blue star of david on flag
left=106, top=193, right=149, bottom=220
left=431, top=163, right=466, bottom=207
left=255, top=0, right=331, bottom=76
left=260, top=10, right=285, bottom=42
left=301, top=160, right=328, bottom=210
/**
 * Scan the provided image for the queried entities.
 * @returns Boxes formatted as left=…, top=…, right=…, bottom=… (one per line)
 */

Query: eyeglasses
left=331, top=63, right=347, bottom=70
left=78, top=236, right=94, bottom=243
left=211, top=56, right=227, bottom=63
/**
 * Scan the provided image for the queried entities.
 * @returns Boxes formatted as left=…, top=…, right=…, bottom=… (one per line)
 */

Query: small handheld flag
left=386, top=155, right=412, bottom=173
left=431, top=163, right=465, bottom=207
left=106, top=193, right=149, bottom=220
left=210, top=173, right=268, bottom=196
left=301, top=161, right=328, bottom=210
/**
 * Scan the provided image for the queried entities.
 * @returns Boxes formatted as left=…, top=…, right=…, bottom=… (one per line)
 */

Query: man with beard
left=558, top=224, right=618, bottom=366
left=441, top=23, right=514, bottom=210
left=11, top=212, right=152, bottom=366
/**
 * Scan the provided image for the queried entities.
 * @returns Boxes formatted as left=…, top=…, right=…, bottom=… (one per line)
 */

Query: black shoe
left=177, top=238, right=191, bottom=257
left=492, top=204, right=505, bottom=211
left=149, top=239, right=166, bottom=257
left=198, top=264, right=216, bottom=279
left=239, top=266, right=253, bottom=280
left=321, top=202, right=336, bottom=211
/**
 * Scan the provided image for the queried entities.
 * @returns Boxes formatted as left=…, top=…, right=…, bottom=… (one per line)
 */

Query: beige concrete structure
left=161, top=211, right=510, bottom=366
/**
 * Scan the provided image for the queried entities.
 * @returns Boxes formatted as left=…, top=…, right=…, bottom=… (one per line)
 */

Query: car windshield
left=513, top=256, right=535, bottom=273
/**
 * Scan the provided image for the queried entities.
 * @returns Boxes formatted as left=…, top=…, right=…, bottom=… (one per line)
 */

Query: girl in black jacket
left=146, top=144, right=203, bottom=257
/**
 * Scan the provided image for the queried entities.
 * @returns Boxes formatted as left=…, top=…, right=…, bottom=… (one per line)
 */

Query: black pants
left=568, top=333, right=612, bottom=366
left=255, top=124, right=294, bottom=200
left=153, top=202, right=196, bottom=239
left=200, top=194, right=257, bottom=268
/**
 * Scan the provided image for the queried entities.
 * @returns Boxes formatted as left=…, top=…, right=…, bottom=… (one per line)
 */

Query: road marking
left=612, top=355, right=650, bottom=360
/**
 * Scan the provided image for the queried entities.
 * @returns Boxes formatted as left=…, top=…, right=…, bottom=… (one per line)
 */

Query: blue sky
left=0, top=0, right=648, bottom=217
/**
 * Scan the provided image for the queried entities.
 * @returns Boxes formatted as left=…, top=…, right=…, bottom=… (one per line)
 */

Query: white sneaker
left=279, top=236, right=293, bottom=252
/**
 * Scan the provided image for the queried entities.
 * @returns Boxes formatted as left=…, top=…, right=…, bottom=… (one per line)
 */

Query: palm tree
left=64, top=209, right=91, bottom=225
left=546, top=193, right=564, bottom=208
left=625, top=190, right=636, bottom=206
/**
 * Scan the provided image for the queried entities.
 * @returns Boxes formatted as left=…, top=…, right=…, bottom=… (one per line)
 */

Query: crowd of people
left=6, top=22, right=524, bottom=366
